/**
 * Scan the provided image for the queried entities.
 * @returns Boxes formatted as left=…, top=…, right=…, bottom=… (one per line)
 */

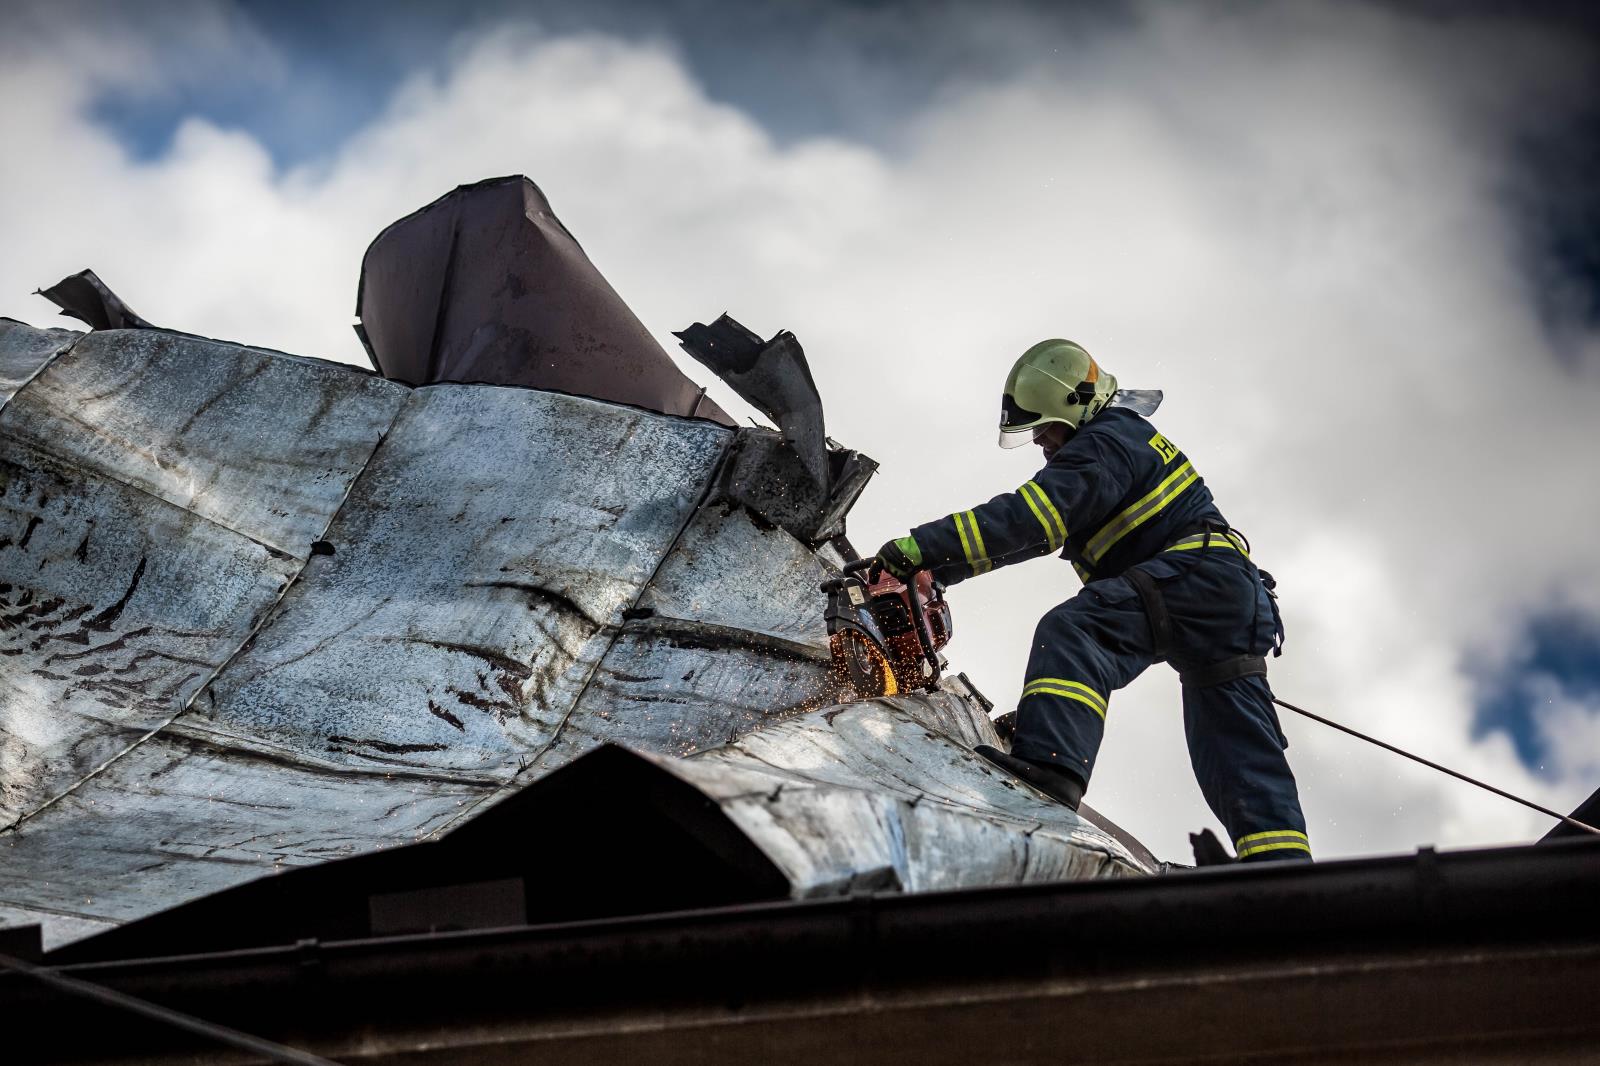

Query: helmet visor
left=998, top=426, right=1037, bottom=449
left=1000, top=391, right=1042, bottom=430
left=999, top=390, right=1047, bottom=448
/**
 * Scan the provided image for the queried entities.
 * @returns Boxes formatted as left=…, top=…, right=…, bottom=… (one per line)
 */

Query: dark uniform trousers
left=1011, top=540, right=1310, bottom=862
left=909, top=408, right=1310, bottom=862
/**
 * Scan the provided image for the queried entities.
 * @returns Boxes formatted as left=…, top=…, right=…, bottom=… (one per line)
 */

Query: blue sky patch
left=1473, top=611, right=1600, bottom=773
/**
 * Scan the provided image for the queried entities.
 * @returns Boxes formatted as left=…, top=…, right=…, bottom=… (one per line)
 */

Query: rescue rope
left=0, top=952, right=340, bottom=1065
left=1271, top=697, right=1600, bottom=836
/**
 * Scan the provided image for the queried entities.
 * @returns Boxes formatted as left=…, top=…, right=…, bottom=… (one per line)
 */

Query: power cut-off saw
left=822, top=558, right=953, bottom=699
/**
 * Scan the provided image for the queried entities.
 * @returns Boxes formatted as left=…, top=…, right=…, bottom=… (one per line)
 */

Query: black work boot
left=974, top=745, right=1086, bottom=810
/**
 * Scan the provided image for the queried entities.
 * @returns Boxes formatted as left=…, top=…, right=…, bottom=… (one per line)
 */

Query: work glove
left=873, top=535, right=923, bottom=581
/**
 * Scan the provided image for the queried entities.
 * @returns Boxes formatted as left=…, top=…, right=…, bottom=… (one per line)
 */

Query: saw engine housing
left=823, top=560, right=952, bottom=699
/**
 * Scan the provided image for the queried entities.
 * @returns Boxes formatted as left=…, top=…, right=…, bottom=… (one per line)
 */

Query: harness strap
left=1124, top=566, right=1173, bottom=662
left=1179, top=654, right=1268, bottom=689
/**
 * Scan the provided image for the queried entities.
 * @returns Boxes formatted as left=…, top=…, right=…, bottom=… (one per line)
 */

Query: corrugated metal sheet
left=0, top=319, right=1148, bottom=952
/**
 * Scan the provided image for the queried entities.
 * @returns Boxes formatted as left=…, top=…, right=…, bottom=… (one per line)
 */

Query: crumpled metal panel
left=188, top=385, right=728, bottom=778
left=645, top=690, right=1151, bottom=893
left=0, top=318, right=77, bottom=413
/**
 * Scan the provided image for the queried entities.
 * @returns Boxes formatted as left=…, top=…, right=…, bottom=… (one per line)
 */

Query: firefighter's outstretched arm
left=874, top=432, right=1134, bottom=585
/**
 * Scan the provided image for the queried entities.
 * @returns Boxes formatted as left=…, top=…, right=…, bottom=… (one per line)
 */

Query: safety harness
left=1124, top=524, right=1281, bottom=689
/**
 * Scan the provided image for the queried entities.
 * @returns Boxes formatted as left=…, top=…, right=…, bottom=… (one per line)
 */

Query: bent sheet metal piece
left=354, top=175, right=731, bottom=424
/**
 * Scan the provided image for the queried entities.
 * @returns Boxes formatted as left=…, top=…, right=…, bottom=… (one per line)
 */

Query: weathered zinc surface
left=0, top=318, right=1145, bottom=950
left=667, top=689, right=1147, bottom=892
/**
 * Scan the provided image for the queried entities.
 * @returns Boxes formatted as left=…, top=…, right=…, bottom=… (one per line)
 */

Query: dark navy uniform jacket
left=910, top=408, right=1226, bottom=585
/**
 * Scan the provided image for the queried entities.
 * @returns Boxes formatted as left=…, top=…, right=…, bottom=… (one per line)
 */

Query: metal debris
left=354, top=175, right=731, bottom=423
left=34, top=270, right=157, bottom=332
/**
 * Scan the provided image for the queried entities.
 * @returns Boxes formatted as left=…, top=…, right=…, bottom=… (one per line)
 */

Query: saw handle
left=851, top=553, right=941, bottom=678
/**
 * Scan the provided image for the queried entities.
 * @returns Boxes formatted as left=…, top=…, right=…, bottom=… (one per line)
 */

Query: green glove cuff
left=894, top=535, right=923, bottom=567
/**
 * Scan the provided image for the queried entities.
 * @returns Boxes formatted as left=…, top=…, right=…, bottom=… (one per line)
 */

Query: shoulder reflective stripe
left=1163, top=532, right=1249, bottom=557
left=1234, top=829, right=1310, bottom=858
left=1019, top=481, right=1067, bottom=550
left=1023, top=677, right=1107, bottom=713
left=953, top=510, right=992, bottom=575
left=1084, top=460, right=1198, bottom=564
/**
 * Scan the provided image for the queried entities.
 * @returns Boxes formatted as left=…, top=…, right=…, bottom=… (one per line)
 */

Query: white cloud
left=1, top=1, right=1596, bottom=861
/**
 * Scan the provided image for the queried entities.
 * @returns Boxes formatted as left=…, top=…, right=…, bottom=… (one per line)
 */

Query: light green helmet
left=998, top=339, right=1118, bottom=449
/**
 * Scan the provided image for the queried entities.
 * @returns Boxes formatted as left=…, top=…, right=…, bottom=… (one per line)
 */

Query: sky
left=2, top=0, right=1598, bottom=864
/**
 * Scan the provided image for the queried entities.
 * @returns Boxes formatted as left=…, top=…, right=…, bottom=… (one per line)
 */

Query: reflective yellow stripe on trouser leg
left=1022, top=677, right=1107, bottom=720
left=1234, top=829, right=1310, bottom=858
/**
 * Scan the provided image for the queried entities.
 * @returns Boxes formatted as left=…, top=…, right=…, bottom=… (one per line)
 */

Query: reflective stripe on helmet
left=1084, top=460, right=1198, bottom=565
left=1018, top=480, right=1067, bottom=551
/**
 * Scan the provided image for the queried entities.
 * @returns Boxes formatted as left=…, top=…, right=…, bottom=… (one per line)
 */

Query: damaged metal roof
left=0, top=318, right=1149, bottom=950
left=1, top=176, right=1154, bottom=954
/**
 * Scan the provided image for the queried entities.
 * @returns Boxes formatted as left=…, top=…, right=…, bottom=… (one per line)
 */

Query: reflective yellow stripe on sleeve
left=1084, top=460, right=1199, bottom=565
left=953, top=510, right=992, bottom=575
left=1022, top=677, right=1107, bottom=719
left=1234, top=829, right=1310, bottom=858
left=1018, top=480, right=1067, bottom=551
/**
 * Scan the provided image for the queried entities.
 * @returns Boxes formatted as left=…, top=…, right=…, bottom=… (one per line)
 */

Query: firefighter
left=875, top=340, right=1310, bottom=862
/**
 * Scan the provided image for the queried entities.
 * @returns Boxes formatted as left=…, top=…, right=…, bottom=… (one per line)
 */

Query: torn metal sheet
left=34, top=269, right=156, bottom=332
left=675, top=315, right=827, bottom=487
left=355, top=176, right=730, bottom=424
left=0, top=318, right=77, bottom=414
